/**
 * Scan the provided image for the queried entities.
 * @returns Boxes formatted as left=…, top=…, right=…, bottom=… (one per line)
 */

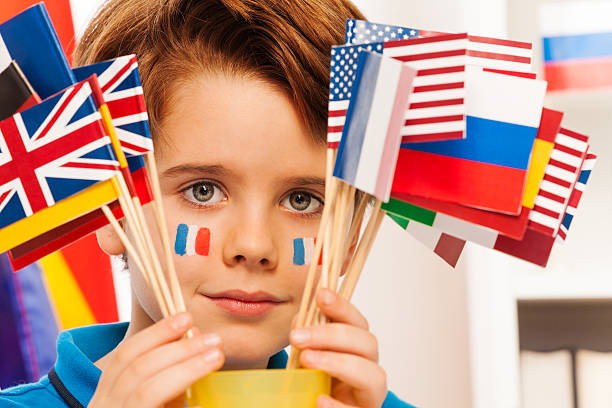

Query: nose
left=222, top=206, right=278, bottom=271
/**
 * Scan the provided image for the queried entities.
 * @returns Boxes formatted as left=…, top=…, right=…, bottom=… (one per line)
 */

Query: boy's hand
left=88, top=313, right=224, bottom=408
left=290, top=288, right=387, bottom=408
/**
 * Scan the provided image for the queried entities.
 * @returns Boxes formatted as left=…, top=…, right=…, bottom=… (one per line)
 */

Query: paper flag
left=557, top=151, right=597, bottom=241
left=328, top=43, right=383, bottom=149
left=0, top=4, right=75, bottom=99
left=333, top=51, right=415, bottom=201
left=528, top=127, right=589, bottom=236
left=346, top=19, right=533, bottom=73
left=539, top=1, right=612, bottom=91
left=392, top=66, right=546, bottom=214
left=385, top=108, right=562, bottom=240
left=387, top=212, right=465, bottom=267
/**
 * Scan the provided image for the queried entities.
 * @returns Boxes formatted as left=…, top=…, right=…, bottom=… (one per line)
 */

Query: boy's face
left=133, top=74, right=326, bottom=369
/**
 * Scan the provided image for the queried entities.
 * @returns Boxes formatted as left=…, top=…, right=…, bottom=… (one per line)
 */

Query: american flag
left=73, top=55, right=152, bottom=157
left=0, top=80, right=119, bottom=230
left=528, top=128, right=589, bottom=236
left=328, top=43, right=383, bottom=148
left=346, top=19, right=534, bottom=143
left=557, top=151, right=597, bottom=241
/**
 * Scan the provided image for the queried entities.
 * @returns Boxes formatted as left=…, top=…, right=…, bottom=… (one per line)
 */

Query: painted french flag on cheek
left=174, top=224, right=210, bottom=256
left=293, top=238, right=322, bottom=266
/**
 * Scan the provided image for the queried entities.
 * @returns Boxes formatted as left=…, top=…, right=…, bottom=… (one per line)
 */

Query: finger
left=316, top=288, right=369, bottom=330
left=112, top=333, right=222, bottom=401
left=102, top=313, right=193, bottom=389
left=316, top=395, right=356, bottom=408
left=290, top=323, right=378, bottom=361
left=127, top=347, right=225, bottom=407
left=300, top=350, right=386, bottom=401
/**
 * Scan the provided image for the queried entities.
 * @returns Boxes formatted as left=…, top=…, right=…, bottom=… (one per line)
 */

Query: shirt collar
left=54, top=322, right=288, bottom=406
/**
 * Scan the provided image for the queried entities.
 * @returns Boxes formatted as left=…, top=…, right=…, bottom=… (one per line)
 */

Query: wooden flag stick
left=115, top=174, right=174, bottom=316
left=329, top=184, right=355, bottom=292
left=103, top=200, right=170, bottom=318
left=340, top=200, right=385, bottom=301
left=132, top=195, right=177, bottom=316
left=145, top=152, right=188, bottom=315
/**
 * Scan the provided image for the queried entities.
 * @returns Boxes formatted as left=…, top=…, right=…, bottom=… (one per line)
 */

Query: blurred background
left=1, top=1, right=611, bottom=407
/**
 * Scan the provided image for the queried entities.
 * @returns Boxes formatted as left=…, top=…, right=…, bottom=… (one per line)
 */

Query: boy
left=0, top=1, right=412, bottom=407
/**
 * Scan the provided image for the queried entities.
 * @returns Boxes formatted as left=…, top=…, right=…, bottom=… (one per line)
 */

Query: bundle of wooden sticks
left=287, top=149, right=387, bottom=369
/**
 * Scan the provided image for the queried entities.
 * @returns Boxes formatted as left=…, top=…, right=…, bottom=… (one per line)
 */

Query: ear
left=96, top=223, right=126, bottom=256
left=340, top=221, right=362, bottom=277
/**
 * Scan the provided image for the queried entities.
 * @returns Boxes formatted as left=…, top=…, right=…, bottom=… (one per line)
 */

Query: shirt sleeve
left=382, top=390, right=417, bottom=408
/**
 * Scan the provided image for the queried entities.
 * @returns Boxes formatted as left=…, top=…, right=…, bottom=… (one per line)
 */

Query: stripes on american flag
left=328, top=43, right=383, bottom=148
left=383, top=33, right=468, bottom=142
left=557, top=151, right=596, bottom=242
left=528, top=127, right=589, bottom=236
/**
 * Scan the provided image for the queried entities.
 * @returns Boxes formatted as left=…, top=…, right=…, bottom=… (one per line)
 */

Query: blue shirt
left=0, top=323, right=414, bottom=408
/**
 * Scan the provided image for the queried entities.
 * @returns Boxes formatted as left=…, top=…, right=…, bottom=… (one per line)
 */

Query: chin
left=220, top=335, right=287, bottom=370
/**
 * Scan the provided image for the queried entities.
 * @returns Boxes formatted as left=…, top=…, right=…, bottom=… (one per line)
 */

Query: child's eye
left=182, top=181, right=226, bottom=206
left=281, top=191, right=323, bottom=214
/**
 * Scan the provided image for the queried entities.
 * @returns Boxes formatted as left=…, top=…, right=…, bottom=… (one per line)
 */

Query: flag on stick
left=539, top=1, right=612, bottom=91
left=527, top=127, right=589, bottom=236
left=557, top=151, right=596, bottom=241
left=387, top=212, right=466, bottom=267
left=392, top=66, right=547, bottom=214
left=333, top=51, right=415, bottom=201
left=0, top=79, right=120, bottom=252
left=328, top=43, right=383, bottom=149
left=0, top=4, right=75, bottom=99
left=385, top=108, right=562, bottom=240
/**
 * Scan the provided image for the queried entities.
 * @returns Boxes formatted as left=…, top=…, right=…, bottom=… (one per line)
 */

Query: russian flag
left=333, top=51, right=416, bottom=201
left=392, top=66, right=547, bottom=214
left=539, top=1, right=612, bottom=91
left=175, top=224, right=210, bottom=256
left=0, top=4, right=75, bottom=99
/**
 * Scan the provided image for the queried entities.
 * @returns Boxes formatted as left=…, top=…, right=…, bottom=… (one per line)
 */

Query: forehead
left=156, top=74, right=326, bottom=181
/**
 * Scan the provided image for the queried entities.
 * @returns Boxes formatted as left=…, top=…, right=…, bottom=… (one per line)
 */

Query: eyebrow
left=161, top=164, right=231, bottom=178
left=284, top=176, right=326, bottom=189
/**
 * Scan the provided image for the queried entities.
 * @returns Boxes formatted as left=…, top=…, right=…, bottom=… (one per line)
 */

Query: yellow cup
left=187, top=369, right=331, bottom=408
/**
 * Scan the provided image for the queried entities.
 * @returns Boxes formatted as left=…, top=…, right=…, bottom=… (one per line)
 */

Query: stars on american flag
left=329, top=43, right=383, bottom=100
left=346, top=19, right=419, bottom=44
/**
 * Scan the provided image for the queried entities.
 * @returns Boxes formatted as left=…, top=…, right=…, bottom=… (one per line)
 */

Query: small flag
left=385, top=108, right=562, bottom=240
left=539, top=1, right=612, bottom=91
left=175, top=224, right=210, bottom=256
left=392, top=66, right=547, bottom=214
left=333, top=51, right=416, bottom=201
left=528, top=127, right=589, bottom=236
left=382, top=33, right=469, bottom=142
left=0, top=0, right=77, bottom=62
left=328, top=43, right=383, bottom=149
left=0, top=60, right=40, bottom=121
left=73, top=55, right=153, bottom=158
left=293, top=238, right=322, bottom=266
left=557, top=151, right=597, bottom=241
left=387, top=213, right=466, bottom=268
left=0, top=4, right=75, bottom=99
left=347, top=19, right=533, bottom=73
left=0, top=79, right=118, bottom=230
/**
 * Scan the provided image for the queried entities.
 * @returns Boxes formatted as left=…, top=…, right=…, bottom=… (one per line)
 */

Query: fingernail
left=202, top=333, right=221, bottom=347
left=202, top=348, right=222, bottom=364
left=171, top=313, right=191, bottom=330
left=290, top=328, right=311, bottom=345
left=318, top=288, right=335, bottom=305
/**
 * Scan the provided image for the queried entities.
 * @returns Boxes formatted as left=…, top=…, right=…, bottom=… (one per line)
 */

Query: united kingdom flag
left=0, top=80, right=119, bottom=230
left=73, top=54, right=152, bottom=157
